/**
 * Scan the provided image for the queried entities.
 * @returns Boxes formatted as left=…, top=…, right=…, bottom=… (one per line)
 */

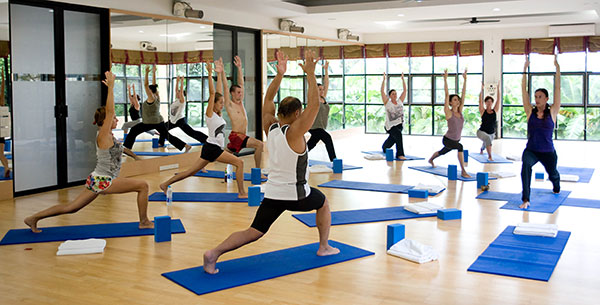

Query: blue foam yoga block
left=333, top=158, right=343, bottom=173
left=535, top=172, right=544, bottom=179
left=152, top=138, right=159, bottom=148
left=437, top=208, right=461, bottom=220
left=477, top=172, right=489, bottom=189
left=4, top=139, right=10, bottom=152
left=248, top=186, right=262, bottom=207
left=387, top=223, right=405, bottom=250
left=464, top=149, right=469, bottom=163
left=251, top=168, right=262, bottom=185
left=385, top=148, right=394, bottom=161
left=154, top=216, right=172, bottom=242
left=448, top=165, right=458, bottom=181
left=408, top=189, right=428, bottom=198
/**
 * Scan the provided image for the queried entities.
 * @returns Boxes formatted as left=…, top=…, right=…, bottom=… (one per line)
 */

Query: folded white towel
left=513, top=223, right=558, bottom=238
left=387, top=239, right=438, bottom=264
left=414, top=183, right=445, bottom=194
left=558, top=174, right=579, bottom=182
left=57, top=239, right=106, bottom=256
left=57, top=247, right=105, bottom=256
left=404, top=202, right=443, bottom=214
left=364, top=154, right=385, bottom=160
left=309, top=164, right=333, bottom=173
left=489, top=171, right=516, bottom=178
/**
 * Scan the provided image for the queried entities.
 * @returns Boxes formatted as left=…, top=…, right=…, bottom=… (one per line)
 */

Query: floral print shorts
left=85, top=174, right=113, bottom=194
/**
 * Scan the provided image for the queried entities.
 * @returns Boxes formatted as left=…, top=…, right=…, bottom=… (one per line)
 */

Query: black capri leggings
left=438, top=136, right=463, bottom=155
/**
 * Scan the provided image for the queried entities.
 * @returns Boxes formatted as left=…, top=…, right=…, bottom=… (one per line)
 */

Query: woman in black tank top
left=477, top=82, right=500, bottom=161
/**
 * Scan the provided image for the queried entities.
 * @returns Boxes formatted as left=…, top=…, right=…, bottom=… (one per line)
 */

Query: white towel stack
left=489, top=171, right=517, bottom=178
left=513, top=223, right=558, bottom=238
left=387, top=239, right=439, bottom=264
left=57, top=238, right=106, bottom=256
left=558, top=174, right=579, bottom=182
left=364, top=154, right=385, bottom=160
left=308, top=164, right=333, bottom=173
left=404, top=202, right=443, bottom=214
left=413, top=183, right=445, bottom=194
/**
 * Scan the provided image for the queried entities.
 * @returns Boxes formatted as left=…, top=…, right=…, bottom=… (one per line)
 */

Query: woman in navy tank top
left=519, top=55, right=561, bottom=209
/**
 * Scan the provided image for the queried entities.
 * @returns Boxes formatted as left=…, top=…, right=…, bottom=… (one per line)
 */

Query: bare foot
left=139, top=219, right=154, bottom=229
left=428, top=158, right=435, bottom=167
left=461, top=172, right=472, bottom=178
left=260, top=174, right=268, bottom=179
left=488, top=157, right=494, bottom=161
left=480, top=149, right=484, bottom=154
left=317, top=245, right=340, bottom=256
left=24, top=216, right=41, bottom=233
left=4, top=169, right=10, bottom=178
left=519, top=201, right=530, bottom=209
left=159, top=182, right=168, bottom=195
left=185, top=145, right=192, bottom=153
left=200, top=168, right=208, bottom=173
left=203, top=250, right=220, bottom=274
left=397, top=156, right=407, bottom=160
left=238, top=193, right=248, bottom=199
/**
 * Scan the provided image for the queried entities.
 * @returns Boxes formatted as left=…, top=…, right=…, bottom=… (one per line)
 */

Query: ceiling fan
left=462, top=17, right=500, bottom=25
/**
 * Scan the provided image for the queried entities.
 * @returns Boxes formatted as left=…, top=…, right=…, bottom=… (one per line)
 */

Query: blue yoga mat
left=500, top=200, right=562, bottom=214
left=149, top=192, right=261, bottom=203
left=361, top=151, right=424, bottom=161
left=318, top=180, right=413, bottom=193
left=0, top=219, right=186, bottom=246
left=162, top=240, right=373, bottom=295
left=194, top=170, right=267, bottom=182
left=408, top=166, right=496, bottom=182
left=557, top=166, right=594, bottom=183
left=293, top=206, right=436, bottom=227
left=6, top=154, right=11, bottom=160
left=468, top=152, right=512, bottom=164
left=308, top=160, right=362, bottom=170
left=477, top=189, right=571, bottom=213
left=468, top=226, right=570, bottom=281
left=562, top=198, right=600, bottom=209
left=134, top=151, right=183, bottom=156
left=189, top=142, right=204, bottom=146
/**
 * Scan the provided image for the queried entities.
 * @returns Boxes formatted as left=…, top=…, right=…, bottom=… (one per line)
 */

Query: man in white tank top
left=203, top=50, right=340, bottom=274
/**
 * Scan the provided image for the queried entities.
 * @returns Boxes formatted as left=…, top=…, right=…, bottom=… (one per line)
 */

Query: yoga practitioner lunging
left=477, top=82, right=500, bottom=161
left=381, top=72, right=407, bottom=160
left=306, top=60, right=337, bottom=161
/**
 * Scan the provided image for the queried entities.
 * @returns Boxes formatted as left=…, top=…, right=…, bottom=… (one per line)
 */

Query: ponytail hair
left=93, top=107, right=106, bottom=126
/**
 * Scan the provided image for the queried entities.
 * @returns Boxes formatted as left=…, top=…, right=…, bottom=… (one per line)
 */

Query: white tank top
left=385, top=100, right=404, bottom=131
left=264, top=123, right=311, bottom=200
left=206, top=113, right=226, bottom=148
left=169, top=99, right=186, bottom=124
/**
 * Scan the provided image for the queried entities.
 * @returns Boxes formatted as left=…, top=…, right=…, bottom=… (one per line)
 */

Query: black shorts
left=250, top=187, right=326, bottom=233
left=200, top=142, right=224, bottom=162
left=438, top=136, right=463, bottom=155
left=0, top=137, right=4, bottom=144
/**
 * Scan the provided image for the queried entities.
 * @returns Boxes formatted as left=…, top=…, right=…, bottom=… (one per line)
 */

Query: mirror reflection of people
left=123, top=65, right=191, bottom=152
left=159, top=75, right=208, bottom=144
left=0, top=68, right=9, bottom=178
left=223, top=56, right=264, bottom=173
left=306, top=60, right=337, bottom=162
left=477, top=82, right=500, bottom=161
left=24, top=71, right=152, bottom=233
left=159, top=59, right=247, bottom=199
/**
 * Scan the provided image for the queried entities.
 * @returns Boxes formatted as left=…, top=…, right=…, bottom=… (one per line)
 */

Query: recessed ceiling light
left=200, top=26, right=205, bottom=29
left=493, top=8, right=501, bottom=11
left=139, top=30, right=144, bottom=33
left=397, top=13, right=405, bottom=17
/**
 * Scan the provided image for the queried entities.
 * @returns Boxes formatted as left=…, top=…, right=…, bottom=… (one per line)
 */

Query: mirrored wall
left=0, top=1, right=11, bottom=189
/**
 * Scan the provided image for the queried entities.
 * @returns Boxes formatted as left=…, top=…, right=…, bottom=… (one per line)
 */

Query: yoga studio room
left=2, top=0, right=600, bottom=303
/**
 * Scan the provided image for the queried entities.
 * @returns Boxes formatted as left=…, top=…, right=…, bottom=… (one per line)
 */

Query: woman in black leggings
left=306, top=61, right=337, bottom=161
left=123, top=65, right=191, bottom=152
left=380, top=72, right=407, bottom=160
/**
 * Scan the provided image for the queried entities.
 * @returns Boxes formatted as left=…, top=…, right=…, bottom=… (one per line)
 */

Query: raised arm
left=459, top=68, right=467, bottom=113
left=380, top=73, right=389, bottom=104
left=443, top=69, right=451, bottom=118
left=550, top=54, right=561, bottom=119
left=494, top=81, right=501, bottom=112
left=219, top=58, right=233, bottom=109
left=263, top=51, right=286, bottom=135
left=152, top=65, right=157, bottom=86
left=478, top=83, right=485, bottom=115
left=206, top=62, right=216, bottom=118
left=287, top=50, right=320, bottom=142
left=128, top=84, right=140, bottom=110
left=234, top=55, right=244, bottom=97
left=522, top=58, right=533, bottom=118
left=322, top=61, right=329, bottom=98
left=177, top=76, right=185, bottom=103
left=399, top=72, right=407, bottom=102
left=0, top=69, right=5, bottom=107
left=144, top=66, right=154, bottom=103
left=98, top=71, right=116, bottom=145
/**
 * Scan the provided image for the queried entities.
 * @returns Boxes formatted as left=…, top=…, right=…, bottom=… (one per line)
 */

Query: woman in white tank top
left=202, top=50, right=340, bottom=275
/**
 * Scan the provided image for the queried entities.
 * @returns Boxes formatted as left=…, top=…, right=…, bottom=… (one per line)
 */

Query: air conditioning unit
left=140, top=41, right=157, bottom=52
left=548, top=24, right=595, bottom=37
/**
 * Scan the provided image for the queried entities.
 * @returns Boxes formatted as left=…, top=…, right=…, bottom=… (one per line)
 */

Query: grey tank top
left=92, top=136, right=123, bottom=178
left=445, top=113, right=464, bottom=141
left=142, top=94, right=163, bottom=124
left=311, top=100, right=330, bottom=130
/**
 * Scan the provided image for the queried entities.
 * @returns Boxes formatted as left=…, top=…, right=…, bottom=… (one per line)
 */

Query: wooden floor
left=1, top=129, right=600, bottom=305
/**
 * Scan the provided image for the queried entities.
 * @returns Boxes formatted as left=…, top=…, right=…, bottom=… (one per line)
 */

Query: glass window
left=366, top=76, right=382, bottom=104
left=531, top=75, right=554, bottom=102
left=266, top=62, right=277, bottom=76
left=366, top=58, right=386, bottom=75
left=344, top=104, right=364, bottom=128
left=589, top=75, right=600, bottom=105
left=327, top=59, right=343, bottom=75
left=412, top=76, right=432, bottom=104
left=366, top=105, right=385, bottom=133
left=112, top=63, right=124, bottom=76
left=433, top=55, right=456, bottom=74
left=435, top=76, right=455, bottom=104
left=557, top=52, right=585, bottom=72
left=327, top=77, right=343, bottom=102
left=529, top=53, right=555, bottom=72
left=459, top=55, right=483, bottom=74
left=502, top=74, right=525, bottom=105
left=502, top=55, right=526, bottom=73
left=344, top=76, right=365, bottom=104
left=462, top=106, right=480, bottom=137
left=188, top=79, right=203, bottom=102
left=328, top=104, right=344, bottom=130
left=459, top=74, right=483, bottom=106
left=502, top=106, right=527, bottom=138
left=285, top=60, right=303, bottom=76
left=585, top=108, right=600, bottom=140
left=125, top=65, right=140, bottom=77
left=157, top=79, right=170, bottom=103
left=560, top=75, right=583, bottom=105
left=187, top=102, right=203, bottom=127
left=189, top=63, right=203, bottom=76
left=410, top=56, right=432, bottom=74
left=113, top=79, right=125, bottom=104
left=344, top=58, right=365, bottom=75
left=388, top=57, right=409, bottom=74
left=587, top=52, right=600, bottom=72
left=280, top=77, right=303, bottom=98
left=433, top=106, right=445, bottom=136
left=556, top=107, right=584, bottom=140
left=410, top=105, right=432, bottom=135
